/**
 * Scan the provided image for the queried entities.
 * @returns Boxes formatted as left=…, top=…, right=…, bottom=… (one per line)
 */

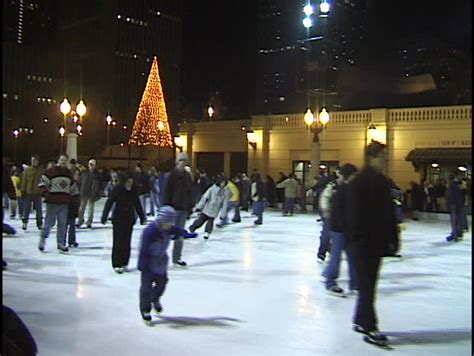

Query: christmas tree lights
left=128, top=57, right=174, bottom=148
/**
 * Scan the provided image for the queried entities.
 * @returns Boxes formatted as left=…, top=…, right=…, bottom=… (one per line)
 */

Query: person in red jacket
left=38, top=154, right=73, bottom=253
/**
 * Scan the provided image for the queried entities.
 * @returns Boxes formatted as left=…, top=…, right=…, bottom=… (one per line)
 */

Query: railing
left=389, top=105, right=471, bottom=122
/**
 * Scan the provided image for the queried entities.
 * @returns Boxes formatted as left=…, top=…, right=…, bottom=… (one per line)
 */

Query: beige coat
left=276, top=178, right=298, bottom=198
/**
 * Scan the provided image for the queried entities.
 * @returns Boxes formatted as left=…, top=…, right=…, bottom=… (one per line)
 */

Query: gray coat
left=196, top=184, right=226, bottom=218
left=80, top=169, right=102, bottom=200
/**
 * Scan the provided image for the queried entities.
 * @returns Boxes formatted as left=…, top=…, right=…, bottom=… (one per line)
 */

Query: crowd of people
left=2, top=142, right=471, bottom=349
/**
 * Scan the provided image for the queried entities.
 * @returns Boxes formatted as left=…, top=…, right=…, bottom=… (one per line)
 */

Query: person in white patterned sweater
left=38, top=154, right=73, bottom=253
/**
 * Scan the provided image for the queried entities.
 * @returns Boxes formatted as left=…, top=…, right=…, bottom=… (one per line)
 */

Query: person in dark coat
left=77, top=158, right=102, bottom=228
left=133, top=163, right=151, bottom=216
left=346, top=141, right=398, bottom=346
left=66, top=166, right=81, bottom=248
left=3, top=305, right=38, bottom=355
left=265, top=175, right=277, bottom=208
left=446, top=173, right=464, bottom=242
left=322, top=163, right=359, bottom=296
left=410, top=181, right=425, bottom=220
left=251, top=173, right=266, bottom=225
left=162, top=153, right=194, bottom=267
left=240, top=173, right=251, bottom=211
left=101, top=172, right=146, bottom=273
left=137, top=206, right=197, bottom=323
left=276, top=172, right=287, bottom=206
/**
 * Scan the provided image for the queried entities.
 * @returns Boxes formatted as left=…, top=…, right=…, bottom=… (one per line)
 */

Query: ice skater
left=346, top=141, right=398, bottom=347
left=189, top=175, right=227, bottom=239
left=101, top=172, right=146, bottom=273
left=322, top=164, right=358, bottom=297
left=137, top=206, right=197, bottom=324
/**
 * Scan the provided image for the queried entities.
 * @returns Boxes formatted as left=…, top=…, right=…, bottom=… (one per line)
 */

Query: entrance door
left=196, top=152, right=224, bottom=179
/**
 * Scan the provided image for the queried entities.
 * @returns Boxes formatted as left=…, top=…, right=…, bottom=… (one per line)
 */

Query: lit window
left=37, top=97, right=41, bottom=102
left=157, top=11, right=161, bottom=15
left=32, top=75, right=36, bottom=80
left=14, top=95, right=18, bottom=100
left=3, top=93, right=7, bottom=99
left=126, top=17, right=130, bottom=21
left=279, top=96, right=285, bottom=102
left=27, top=74, right=30, bottom=79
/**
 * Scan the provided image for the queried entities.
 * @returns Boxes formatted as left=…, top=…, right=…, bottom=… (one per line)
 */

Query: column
left=66, top=133, right=78, bottom=160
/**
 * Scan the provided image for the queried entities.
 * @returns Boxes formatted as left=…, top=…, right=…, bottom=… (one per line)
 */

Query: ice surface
left=3, top=202, right=472, bottom=355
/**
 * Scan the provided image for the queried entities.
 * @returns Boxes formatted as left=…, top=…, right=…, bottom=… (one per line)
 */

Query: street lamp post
left=208, top=105, right=214, bottom=121
left=59, top=97, right=87, bottom=160
left=106, top=115, right=112, bottom=157
left=59, top=126, right=66, bottom=155
left=13, top=129, right=19, bottom=162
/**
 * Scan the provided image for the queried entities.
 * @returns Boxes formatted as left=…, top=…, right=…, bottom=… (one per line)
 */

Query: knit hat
left=176, top=152, right=189, bottom=163
left=156, top=206, right=177, bottom=225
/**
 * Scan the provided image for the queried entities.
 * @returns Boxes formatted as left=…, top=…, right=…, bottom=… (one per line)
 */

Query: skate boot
left=326, top=285, right=346, bottom=297
left=364, top=331, right=389, bottom=347
left=22, top=222, right=27, bottom=231
left=203, top=232, right=209, bottom=240
left=152, top=302, right=163, bottom=314
left=140, top=310, right=152, bottom=326
left=174, top=260, right=187, bottom=267
left=38, top=237, right=46, bottom=252
left=58, top=245, right=69, bottom=254
left=114, top=267, right=124, bottom=274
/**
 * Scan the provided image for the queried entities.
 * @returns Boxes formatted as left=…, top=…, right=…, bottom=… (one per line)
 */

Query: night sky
left=180, top=0, right=471, bottom=119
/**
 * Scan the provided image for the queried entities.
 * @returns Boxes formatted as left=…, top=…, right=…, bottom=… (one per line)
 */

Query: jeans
left=66, top=217, right=77, bottom=245
left=461, top=206, right=468, bottom=231
left=22, top=194, right=43, bottom=227
left=219, top=201, right=241, bottom=225
left=150, top=192, right=161, bottom=215
left=189, top=213, right=215, bottom=234
left=139, top=271, right=168, bottom=312
left=172, top=210, right=187, bottom=263
left=253, top=200, right=264, bottom=224
left=41, top=203, right=68, bottom=247
left=78, top=197, right=96, bottom=226
left=317, top=217, right=330, bottom=259
left=448, top=204, right=463, bottom=239
left=3, top=193, right=10, bottom=209
left=10, top=198, right=25, bottom=218
left=351, top=247, right=381, bottom=331
left=323, top=231, right=357, bottom=290
left=283, top=197, right=295, bottom=214
left=138, top=194, right=147, bottom=216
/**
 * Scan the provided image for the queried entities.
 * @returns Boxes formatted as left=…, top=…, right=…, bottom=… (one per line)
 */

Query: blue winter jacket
left=137, top=222, right=193, bottom=275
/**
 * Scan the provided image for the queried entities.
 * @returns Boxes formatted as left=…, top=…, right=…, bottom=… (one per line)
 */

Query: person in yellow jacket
left=216, top=177, right=241, bottom=227
left=10, top=166, right=23, bottom=219
left=20, top=155, right=45, bottom=230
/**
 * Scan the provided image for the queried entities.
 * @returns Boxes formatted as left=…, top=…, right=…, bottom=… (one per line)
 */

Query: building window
left=3, top=93, right=7, bottom=99
left=279, top=96, right=285, bottom=102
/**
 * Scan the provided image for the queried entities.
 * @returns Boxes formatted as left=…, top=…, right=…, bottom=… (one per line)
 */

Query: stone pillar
left=66, top=133, right=78, bottom=160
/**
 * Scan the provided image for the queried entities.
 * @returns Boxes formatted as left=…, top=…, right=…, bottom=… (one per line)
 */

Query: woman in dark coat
left=265, top=175, right=276, bottom=208
left=101, top=172, right=146, bottom=273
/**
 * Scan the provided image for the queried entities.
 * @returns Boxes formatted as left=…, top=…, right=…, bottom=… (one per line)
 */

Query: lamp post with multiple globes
left=59, top=97, right=87, bottom=159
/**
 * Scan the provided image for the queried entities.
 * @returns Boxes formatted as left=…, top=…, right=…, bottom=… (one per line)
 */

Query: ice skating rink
left=3, top=202, right=472, bottom=355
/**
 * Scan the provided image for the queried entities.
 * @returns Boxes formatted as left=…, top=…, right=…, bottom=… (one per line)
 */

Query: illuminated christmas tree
left=129, top=57, right=174, bottom=148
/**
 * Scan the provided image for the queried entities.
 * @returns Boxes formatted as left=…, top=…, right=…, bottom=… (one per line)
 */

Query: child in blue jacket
left=137, top=205, right=197, bottom=324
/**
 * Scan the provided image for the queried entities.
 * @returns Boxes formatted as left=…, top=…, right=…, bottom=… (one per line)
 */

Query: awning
left=405, top=148, right=472, bottom=163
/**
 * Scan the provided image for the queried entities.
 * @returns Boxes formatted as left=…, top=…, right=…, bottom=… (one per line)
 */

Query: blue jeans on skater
left=66, top=217, right=77, bottom=245
left=150, top=192, right=161, bottom=215
left=323, top=230, right=357, bottom=290
left=41, top=203, right=68, bottom=247
left=447, top=204, right=463, bottom=240
left=139, top=271, right=168, bottom=312
left=22, top=194, right=43, bottom=228
left=317, top=217, right=330, bottom=260
left=253, top=200, right=264, bottom=224
left=139, top=194, right=147, bottom=216
left=172, top=210, right=187, bottom=263
left=283, top=197, right=295, bottom=215
left=219, top=201, right=241, bottom=225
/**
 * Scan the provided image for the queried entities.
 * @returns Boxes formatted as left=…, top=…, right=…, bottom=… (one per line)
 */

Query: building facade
left=177, top=105, right=472, bottom=192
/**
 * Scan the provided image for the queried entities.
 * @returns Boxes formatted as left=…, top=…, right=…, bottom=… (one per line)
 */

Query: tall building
left=2, top=0, right=62, bottom=161
left=57, top=0, right=184, bottom=154
left=2, top=0, right=183, bottom=161
left=255, top=0, right=369, bottom=114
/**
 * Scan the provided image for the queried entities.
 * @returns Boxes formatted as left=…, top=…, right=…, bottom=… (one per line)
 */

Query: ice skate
left=203, top=232, right=209, bottom=240
left=58, top=245, right=69, bottom=254
left=174, top=260, right=187, bottom=267
left=140, top=310, right=153, bottom=326
left=114, top=267, right=124, bottom=274
left=38, top=237, right=46, bottom=252
left=152, top=302, right=163, bottom=314
left=363, top=331, right=389, bottom=348
left=326, top=285, right=346, bottom=297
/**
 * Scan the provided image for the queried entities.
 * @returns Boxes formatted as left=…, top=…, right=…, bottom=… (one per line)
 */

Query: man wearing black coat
left=346, top=141, right=398, bottom=346
left=163, top=153, right=193, bottom=267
